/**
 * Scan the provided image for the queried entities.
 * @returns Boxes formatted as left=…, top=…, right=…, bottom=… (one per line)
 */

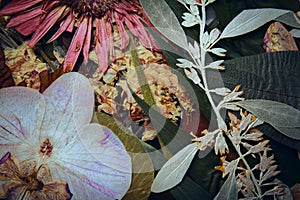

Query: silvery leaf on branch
left=210, top=87, right=231, bottom=96
left=139, top=0, right=188, bottom=49
left=209, top=28, right=221, bottom=46
left=217, top=89, right=244, bottom=109
left=202, top=31, right=210, bottom=49
left=176, top=58, right=195, bottom=68
left=206, top=0, right=217, bottom=6
left=182, top=12, right=201, bottom=27
left=261, top=165, right=280, bottom=183
left=205, top=60, right=225, bottom=70
left=237, top=173, right=255, bottom=193
left=220, top=8, right=291, bottom=39
left=188, top=41, right=200, bottom=59
left=223, top=88, right=243, bottom=102
left=184, top=68, right=201, bottom=84
left=185, top=0, right=199, bottom=5
left=220, top=103, right=240, bottom=111
left=209, top=48, right=227, bottom=57
left=190, top=5, right=199, bottom=15
left=235, top=99, right=300, bottom=140
left=151, top=143, right=198, bottom=193
left=290, top=29, right=300, bottom=38
left=215, top=133, right=229, bottom=155
left=248, top=140, right=269, bottom=155
left=241, top=130, right=263, bottom=141
left=239, top=113, right=252, bottom=131
left=263, top=185, right=286, bottom=197
left=254, top=149, right=274, bottom=173
left=276, top=12, right=300, bottom=29
left=241, top=142, right=252, bottom=151
left=193, top=129, right=220, bottom=151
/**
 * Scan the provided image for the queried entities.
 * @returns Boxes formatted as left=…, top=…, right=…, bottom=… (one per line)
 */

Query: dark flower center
left=62, top=0, right=116, bottom=18
left=39, top=138, right=53, bottom=157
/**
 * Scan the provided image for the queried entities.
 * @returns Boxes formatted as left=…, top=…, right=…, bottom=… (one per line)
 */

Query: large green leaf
left=96, top=112, right=154, bottom=200
left=151, top=144, right=198, bottom=193
left=212, top=0, right=300, bottom=59
left=235, top=100, right=300, bottom=140
left=221, top=51, right=300, bottom=149
left=139, top=0, right=188, bottom=49
left=170, top=176, right=213, bottom=200
left=222, top=52, right=300, bottom=109
left=220, top=8, right=290, bottom=39
left=213, top=172, right=237, bottom=200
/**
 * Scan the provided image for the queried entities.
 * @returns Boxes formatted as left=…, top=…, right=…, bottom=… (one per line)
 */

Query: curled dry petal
left=29, top=6, right=69, bottom=47
left=0, top=152, right=72, bottom=200
left=0, top=0, right=42, bottom=15
left=6, top=6, right=43, bottom=28
left=0, top=0, right=159, bottom=72
left=63, top=17, right=88, bottom=72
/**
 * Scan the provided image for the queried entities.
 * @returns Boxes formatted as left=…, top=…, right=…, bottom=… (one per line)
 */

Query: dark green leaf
left=221, top=51, right=300, bottom=149
left=96, top=112, right=154, bottom=200
left=139, top=0, right=188, bottom=49
left=170, top=176, right=213, bottom=200
left=220, top=8, right=290, bottom=39
left=151, top=144, right=198, bottom=193
left=213, top=172, right=237, bottom=200
left=235, top=100, right=300, bottom=140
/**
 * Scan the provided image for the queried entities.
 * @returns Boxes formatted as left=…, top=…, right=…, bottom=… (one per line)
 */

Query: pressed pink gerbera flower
left=0, top=0, right=159, bottom=72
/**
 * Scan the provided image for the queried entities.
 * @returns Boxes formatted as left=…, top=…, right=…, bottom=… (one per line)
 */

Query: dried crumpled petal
left=0, top=152, right=72, bottom=200
left=4, top=41, right=48, bottom=89
left=90, top=36, right=195, bottom=140
left=263, top=22, right=298, bottom=53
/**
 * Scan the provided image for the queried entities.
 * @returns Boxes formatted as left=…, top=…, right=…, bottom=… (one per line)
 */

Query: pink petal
left=82, top=16, right=92, bottom=63
left=28, top=6, right=68, bottom=47
left=95, top=18, right=109, bottom=73
left=66, top=12, right=76, bottom=32
left=114, top=12, right=129, bottom=49
left=0, top=0, right=42, bottom=15
left=63, top=17, right=88, bottom=72
left=47, top=13, right=73, bottom=43
left=117, top=0, right=137, bottom=12
left=15, top=16, right=41, bottom=36
left=6, top=6, right=43, bottom=28
left=127, top=14, right=160, bottom=50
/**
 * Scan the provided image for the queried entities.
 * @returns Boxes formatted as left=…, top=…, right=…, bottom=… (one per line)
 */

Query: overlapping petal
left=0, top=87, right=45, bottom=161
left=0, top=72, right=132, bottom=199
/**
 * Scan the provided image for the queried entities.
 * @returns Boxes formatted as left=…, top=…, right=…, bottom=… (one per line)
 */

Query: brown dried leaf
left=264, top=22, right=298, bottom=52
left=39, top=67, right=65, bottom=93
left=0, top=46, right=14, bottom=88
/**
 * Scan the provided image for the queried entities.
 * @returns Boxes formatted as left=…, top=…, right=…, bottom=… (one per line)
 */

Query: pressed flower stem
left=128, top=34, right=174, bottom=158
left=228, top=134, right=263, bottom=198
left=129, top=33, right=156, bottom=106
left=191, top=3, right=262, bottom=198
left=35, top=47, right=57, bottom=72
left=192, top=3, right=226, bottom=131
left=0, top=30, right=18, bottom=48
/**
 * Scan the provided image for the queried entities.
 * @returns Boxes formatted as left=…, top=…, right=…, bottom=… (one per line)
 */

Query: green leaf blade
left=213, top=172, right=237, bottom=200
left=140, top=0, right=188, bottom=49
left=220, top=8, right=291, bottom=39
left=151, top=144, right=198, bottom=193
left=235, top=99, right=300, bottom=140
